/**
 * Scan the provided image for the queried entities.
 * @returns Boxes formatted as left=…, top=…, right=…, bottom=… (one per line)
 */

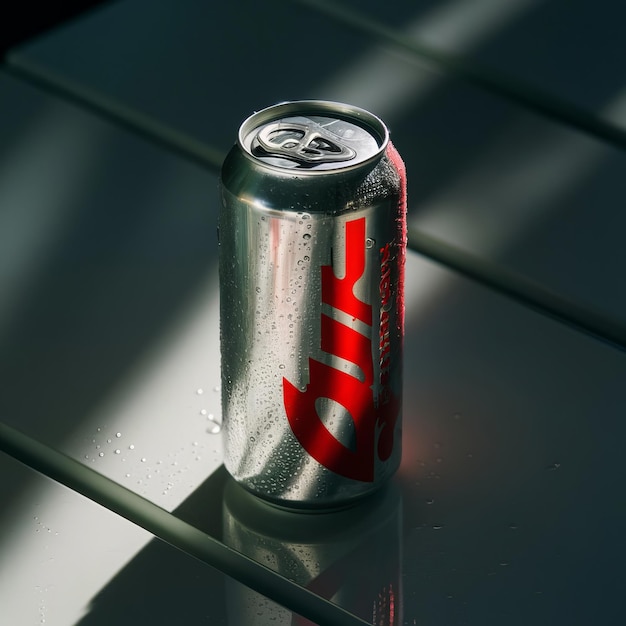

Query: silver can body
left=219, top=101, right=406, bottom=509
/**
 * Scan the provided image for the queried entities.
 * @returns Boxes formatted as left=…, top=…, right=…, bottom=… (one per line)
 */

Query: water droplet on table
left=207, top=422, right=221, bottom=434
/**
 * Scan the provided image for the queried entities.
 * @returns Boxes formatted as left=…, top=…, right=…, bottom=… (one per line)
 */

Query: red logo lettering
left=282, top=217, right=398, bottom=482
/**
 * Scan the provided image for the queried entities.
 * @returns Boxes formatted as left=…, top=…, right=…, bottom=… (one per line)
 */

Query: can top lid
left=238, top=101, right=389, bottom=173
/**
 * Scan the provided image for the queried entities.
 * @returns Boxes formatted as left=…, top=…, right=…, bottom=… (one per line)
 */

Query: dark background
left=0, top=1, right=108, bottom=57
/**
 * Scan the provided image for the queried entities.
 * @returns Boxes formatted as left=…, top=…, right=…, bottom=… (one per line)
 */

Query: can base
left=229, top=477, right=387, bottom=515
left=223, top=478, right=401, bottom=543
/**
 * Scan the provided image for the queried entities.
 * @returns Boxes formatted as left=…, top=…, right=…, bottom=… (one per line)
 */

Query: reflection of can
left=219, top=101, right=406, bottom=509
left=223, top=478, right=402, bottom=625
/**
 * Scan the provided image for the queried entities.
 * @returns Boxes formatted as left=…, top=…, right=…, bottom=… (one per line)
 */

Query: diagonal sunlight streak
left=404, top=0, right=541, bottom=50
left=320, top=0, right=540, bottom=120
left=603, top=86, right=626, bottom=127
left=409, top=121, right=607, bottom=256
left=0, top=274, right=223, bottom=624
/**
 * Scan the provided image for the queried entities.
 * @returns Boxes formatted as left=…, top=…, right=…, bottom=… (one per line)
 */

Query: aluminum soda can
left=218, top=100, right=406, bottom=509
left=222, top=478, right=402, bottom=625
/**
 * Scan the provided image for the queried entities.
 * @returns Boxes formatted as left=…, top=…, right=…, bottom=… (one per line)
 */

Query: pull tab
left=255, top=121, right=356, bottom=165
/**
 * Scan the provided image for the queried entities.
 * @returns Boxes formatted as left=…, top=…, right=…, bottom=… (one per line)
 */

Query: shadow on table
left=76, top=466, right=231, bottom=626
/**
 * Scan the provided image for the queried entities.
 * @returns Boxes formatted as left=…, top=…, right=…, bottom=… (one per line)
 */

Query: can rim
left=237, top=100, right=389, bottom=174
